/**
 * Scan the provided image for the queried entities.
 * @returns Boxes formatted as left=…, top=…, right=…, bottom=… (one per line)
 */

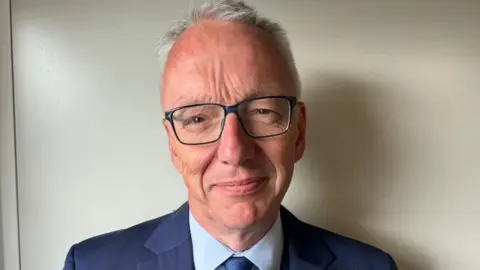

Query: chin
left=220, top=198, right=269, bottom=230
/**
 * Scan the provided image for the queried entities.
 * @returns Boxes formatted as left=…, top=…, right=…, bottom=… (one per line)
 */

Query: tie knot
left=222, top=256, right=254, bottom=270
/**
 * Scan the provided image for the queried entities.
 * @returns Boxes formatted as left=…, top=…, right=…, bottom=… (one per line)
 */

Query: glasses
left=164, top=96, right=297, bottom=145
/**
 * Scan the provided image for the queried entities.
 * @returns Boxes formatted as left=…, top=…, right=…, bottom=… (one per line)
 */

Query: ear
left=294, top=102, right=307, bottom=162
left=163, top=119, right=183, bottom=173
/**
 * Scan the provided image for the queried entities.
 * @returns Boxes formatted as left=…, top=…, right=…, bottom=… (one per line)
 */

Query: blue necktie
left=222, top=256, right=254, bottom=270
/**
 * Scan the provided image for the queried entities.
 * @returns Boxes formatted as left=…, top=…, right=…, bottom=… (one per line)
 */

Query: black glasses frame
left=164, top=95, right=297, bottom=145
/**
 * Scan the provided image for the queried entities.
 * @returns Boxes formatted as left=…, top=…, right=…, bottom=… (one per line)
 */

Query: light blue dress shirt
left=189, top=211, right=284, bottom=270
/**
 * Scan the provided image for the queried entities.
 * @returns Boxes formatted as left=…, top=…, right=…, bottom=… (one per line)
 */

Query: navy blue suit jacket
left=63, top=203, right=397, bottom=270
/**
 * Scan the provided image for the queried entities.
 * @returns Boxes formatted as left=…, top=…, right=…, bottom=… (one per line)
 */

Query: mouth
left=213, top=177, right=268, bottom=196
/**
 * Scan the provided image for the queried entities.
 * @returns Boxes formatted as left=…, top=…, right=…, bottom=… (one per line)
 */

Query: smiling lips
left=214, top=177, right=267, bottom=196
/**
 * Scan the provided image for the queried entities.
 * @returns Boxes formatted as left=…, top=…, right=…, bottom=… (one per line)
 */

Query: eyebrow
left=170, top=86, right=279, bottom=109
left=171, top=95, right=214, bottom=108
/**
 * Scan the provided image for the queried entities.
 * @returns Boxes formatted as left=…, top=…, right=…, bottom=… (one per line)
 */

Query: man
left=63, top=1, right=397, bottom=269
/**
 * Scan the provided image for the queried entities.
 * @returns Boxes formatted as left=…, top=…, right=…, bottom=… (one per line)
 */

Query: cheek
left=260, top=137, right=296, bottom=182
left=174, top=145, right=215, bottom=188
left=267, top=132, right=297, bottom=162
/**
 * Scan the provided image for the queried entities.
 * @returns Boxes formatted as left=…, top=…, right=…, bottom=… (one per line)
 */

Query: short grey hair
left=157, top=0, right=301, bottom=97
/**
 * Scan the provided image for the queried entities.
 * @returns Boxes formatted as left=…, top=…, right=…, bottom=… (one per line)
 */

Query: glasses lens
left=239, top=97, right=291, bottom=137
left=172, top=104, right=224, bottom=144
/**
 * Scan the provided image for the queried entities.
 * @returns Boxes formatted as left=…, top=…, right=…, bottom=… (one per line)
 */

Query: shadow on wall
left=299, top=73, right=431, bottom=270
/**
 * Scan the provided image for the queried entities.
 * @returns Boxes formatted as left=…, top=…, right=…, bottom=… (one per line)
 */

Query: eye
left=253, top=109, right=273, bottom=115
left=184, top=116, right=204, bottom=125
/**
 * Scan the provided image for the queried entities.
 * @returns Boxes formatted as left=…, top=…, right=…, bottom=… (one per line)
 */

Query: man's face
left=161, top=21, right=306, bottom=230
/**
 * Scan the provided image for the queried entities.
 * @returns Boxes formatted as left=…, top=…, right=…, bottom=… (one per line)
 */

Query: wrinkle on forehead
left=161, top=20, right=295, bottom=111
left=167, top=86, right=274, bottom=109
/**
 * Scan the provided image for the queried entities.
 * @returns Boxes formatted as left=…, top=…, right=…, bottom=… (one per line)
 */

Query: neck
left=190, top=203, right=278, bottom=252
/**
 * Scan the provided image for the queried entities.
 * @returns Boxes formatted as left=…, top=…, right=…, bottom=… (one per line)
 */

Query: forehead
left=161, top=20, right=296, bottom=110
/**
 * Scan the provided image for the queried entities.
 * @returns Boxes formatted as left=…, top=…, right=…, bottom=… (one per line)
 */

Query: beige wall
left=4, top=0, right=480, bottom=269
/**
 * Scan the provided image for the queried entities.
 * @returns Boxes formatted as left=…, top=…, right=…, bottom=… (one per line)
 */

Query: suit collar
left=140, top=202, right=336, bottom=270
left=144, top=202, right=191, bottom=254
left=280, top=205, right=336, bottom=269
left=140, top=202, right=194, bottom=270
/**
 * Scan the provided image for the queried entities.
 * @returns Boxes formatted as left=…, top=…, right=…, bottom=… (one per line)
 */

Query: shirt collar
left=189, top=211, right=283, bottom=270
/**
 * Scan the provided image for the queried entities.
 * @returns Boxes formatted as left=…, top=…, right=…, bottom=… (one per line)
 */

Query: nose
left=217, top=113, right=255, bottom=166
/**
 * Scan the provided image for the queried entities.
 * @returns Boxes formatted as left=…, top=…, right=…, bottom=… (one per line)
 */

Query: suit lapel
left=138, top=202, right=194, bottom=270
left=137, top=240, right=194, bottom=270
left=280, top=206, right=336, bottom=270
left=136, top=203, right=337, bottom=270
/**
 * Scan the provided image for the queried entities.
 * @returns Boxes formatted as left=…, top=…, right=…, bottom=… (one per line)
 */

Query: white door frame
left=0, top=0, right=21, bottom=269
